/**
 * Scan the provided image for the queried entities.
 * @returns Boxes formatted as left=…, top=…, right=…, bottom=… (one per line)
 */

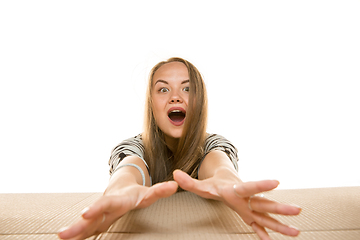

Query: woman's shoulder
left=120, top=134, right=143, bottom=143
left=120, top=133, right=232, bottom=148
left=204, top=132, right=239, bottom=168
left=205, top=133, right=229, bottom=142
left=111, top=134, right=144, bottom=151
left=204, top=133, right=237, bottom=151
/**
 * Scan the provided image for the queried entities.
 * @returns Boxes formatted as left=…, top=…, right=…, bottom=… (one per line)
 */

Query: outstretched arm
left=58, top=156, right=178, bottom=240
left=173, top=150, right=301, bottom=240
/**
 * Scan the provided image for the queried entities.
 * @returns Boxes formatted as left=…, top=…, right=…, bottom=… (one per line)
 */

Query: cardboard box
left=1, top=187, right=359, bottom=239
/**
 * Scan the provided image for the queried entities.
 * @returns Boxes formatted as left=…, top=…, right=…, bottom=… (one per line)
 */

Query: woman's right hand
left=58, top=181, right=178, bottom=240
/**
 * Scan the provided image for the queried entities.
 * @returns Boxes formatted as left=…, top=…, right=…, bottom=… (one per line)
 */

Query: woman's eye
left=159, top=87, right=169, bottom=93
left=183, top=86, right=190, bottom=92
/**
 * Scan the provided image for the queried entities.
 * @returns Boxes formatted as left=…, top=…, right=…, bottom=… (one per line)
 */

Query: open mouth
left=168, top=108, right=186, bottom=125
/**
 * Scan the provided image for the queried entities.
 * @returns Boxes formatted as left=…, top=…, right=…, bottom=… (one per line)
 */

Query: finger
left=82, top=195, right=132, bottom=220
left=173, top=169, right=197, bottom=190
left=251, top=197, right=302, bottom=215
left=152, top=181, right=179, bottom=198
left=251, top=222, right=271, bottom=240
left=137, top=181, right=178, bottom=208
left=76, top=215, right=106, bottom=240
left=233, top=180, right=279, bottom=198
left=59, top=212, right=109, bottom=240
left=252, top=211, right=300, bottom=237
left=58, top=217, right=95, bottom=239
left=173, top=170, right=218, bottom=199
left=58, top=220, right=86, bottom=239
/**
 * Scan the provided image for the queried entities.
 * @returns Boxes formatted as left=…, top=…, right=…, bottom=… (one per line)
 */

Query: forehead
left=153, top=62, right=189, bottom=84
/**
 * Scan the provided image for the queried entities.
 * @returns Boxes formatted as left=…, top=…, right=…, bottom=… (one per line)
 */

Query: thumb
left=136, top=181, right=178, bottom=208
left=173, top=169, right=222, bottom=200
left=173, top=169, right=196, bottom=191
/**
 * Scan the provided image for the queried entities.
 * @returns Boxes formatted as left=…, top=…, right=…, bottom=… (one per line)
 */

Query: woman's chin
left=164, top=129, right=183, bottom=140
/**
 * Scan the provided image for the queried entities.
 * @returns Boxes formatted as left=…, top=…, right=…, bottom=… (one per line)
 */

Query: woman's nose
left=169, top=92, right=183, bottom=103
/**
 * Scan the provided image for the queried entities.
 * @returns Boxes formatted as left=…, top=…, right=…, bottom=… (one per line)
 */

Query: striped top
left=108, top=133, right=238, bottom=185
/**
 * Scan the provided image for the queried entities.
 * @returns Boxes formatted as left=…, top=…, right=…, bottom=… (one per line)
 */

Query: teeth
left=171, top=110, right=182, bottom=113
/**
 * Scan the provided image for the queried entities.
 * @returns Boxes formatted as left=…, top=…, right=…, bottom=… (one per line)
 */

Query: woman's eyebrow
left=155, top=80, right=168, bottom=85
left=154, top=79, right=190, bottom=85
left=181, top=80, right=190, bottom=84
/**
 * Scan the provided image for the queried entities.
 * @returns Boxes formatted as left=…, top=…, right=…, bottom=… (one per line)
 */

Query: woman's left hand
left=173, top=169, right=301, bottom=240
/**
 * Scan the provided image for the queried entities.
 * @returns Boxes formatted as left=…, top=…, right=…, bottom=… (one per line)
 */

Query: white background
left=1, top=1, right=359, bottom=193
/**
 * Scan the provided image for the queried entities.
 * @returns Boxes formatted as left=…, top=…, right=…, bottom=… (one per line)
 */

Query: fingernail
left=58, top=226, right=68, bottom=233
left=290, top=225, right=299, bottom=231
left=291, top=204, right=302, bottom=210
left=251, top=222, right=257, bottom=230
left=81, top=207, right=90, bottom=215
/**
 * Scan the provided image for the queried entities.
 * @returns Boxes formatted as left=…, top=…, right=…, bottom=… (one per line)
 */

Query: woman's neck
left=164, top=135, right=179, bottom=153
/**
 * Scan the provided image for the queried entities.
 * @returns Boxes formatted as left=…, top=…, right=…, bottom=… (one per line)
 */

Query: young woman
left=58, top=58, right=301, bottom=240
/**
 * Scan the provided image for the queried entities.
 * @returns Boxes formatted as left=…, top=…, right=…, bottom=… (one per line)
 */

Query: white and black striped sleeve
left=203, top=134, right=239, bottom=171
left=108, top=134, right=149, bottom=176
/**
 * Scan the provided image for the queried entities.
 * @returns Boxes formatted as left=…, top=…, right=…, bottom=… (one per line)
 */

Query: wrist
left=198, top=150, right=237, bottom=180
left=214, top=166, right=241, bottom=182
left=104, top=172, right=139, bottom=196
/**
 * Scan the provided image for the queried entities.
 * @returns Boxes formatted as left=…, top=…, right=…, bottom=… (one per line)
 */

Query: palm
left=58, top=181, right=178, bottom=240
left=173, top=169, right=301, bottom=240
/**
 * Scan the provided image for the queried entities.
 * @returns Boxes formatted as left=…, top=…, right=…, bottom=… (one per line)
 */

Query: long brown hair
left=142, top=57, right=208, bottom=184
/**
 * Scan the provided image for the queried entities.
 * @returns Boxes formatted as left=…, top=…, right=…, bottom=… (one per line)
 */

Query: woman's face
left=152, top=62, right=190, bottom=140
